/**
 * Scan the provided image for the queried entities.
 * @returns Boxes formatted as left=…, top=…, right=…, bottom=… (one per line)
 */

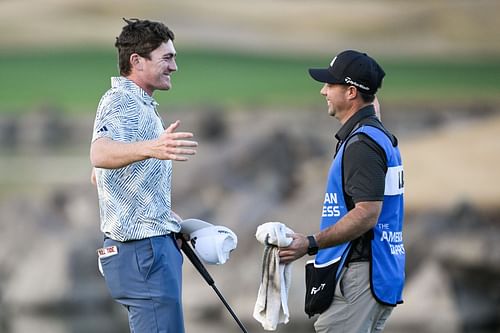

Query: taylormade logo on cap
left=344, top=77, right=370, bottom=91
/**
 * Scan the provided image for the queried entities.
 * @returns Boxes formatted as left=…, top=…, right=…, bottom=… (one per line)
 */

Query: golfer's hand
left=279, top=233, right=309, bottom=264
left=171, top=211, right=189, bottom=248
left=174, top=233, right=190, bottom=249
left=151, top=120, right=198, bottom=161
left=90, top=168, right=97, bottom=186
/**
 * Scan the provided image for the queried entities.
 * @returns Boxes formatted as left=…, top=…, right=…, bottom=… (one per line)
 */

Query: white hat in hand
left=180, top=218, right=238, bottom=265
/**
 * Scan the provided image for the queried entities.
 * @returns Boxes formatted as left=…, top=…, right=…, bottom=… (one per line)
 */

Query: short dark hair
left=115, top=18, right=175, bottom=76
left=359, top=91, right=375, bottom=103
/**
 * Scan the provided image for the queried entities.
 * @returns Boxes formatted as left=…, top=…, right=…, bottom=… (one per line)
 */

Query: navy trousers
left=100, top=235, right=184, bottom=333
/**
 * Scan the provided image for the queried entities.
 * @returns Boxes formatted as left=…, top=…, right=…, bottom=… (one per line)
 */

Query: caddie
left=279, top=50, right=405, bottom=333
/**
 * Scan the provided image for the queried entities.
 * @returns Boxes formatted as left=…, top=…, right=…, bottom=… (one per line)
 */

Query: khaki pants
left=314, top=262, right=393, bottom=333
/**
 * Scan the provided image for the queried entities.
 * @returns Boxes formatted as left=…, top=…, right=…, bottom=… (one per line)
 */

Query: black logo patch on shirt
left=97, top=125, right=108, bottom=133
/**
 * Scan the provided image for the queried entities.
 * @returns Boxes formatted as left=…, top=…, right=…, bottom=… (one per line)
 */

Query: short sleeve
left=92, top=90, right=140, bottom=143
left=343, top=134, right=387, bottom=205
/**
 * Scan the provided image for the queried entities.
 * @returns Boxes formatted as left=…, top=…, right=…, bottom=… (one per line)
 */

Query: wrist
left=307, top=235, right=319, bottom=255
left=141, top=139, right=156, bottom=159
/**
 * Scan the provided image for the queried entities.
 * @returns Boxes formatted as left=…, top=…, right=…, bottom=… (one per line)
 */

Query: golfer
left=279, top=50, right=405, bottom=332
left=90, top=18, right=197, bottom=332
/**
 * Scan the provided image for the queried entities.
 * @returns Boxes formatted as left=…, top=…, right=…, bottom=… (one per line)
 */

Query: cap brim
left=180, top=218, right=213, bottom=234
left=308, top=68, right=343, bottom=84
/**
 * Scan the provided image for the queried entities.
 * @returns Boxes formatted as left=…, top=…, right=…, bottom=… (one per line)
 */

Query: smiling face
left=129, top=40, right=178, bottom=96
left=319, top=83, right=367, bottom=125
left=320, top=83, right=349, bottom=118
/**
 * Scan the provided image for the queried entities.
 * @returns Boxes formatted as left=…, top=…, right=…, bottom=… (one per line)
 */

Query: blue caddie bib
left=315, top=125, right=405, bottom=306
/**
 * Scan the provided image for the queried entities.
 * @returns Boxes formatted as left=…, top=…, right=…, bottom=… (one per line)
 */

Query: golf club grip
left=181, top=240, right=215, bottom=286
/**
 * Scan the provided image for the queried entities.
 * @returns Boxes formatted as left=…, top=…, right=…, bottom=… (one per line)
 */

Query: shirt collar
left=111, top=77, right=159, bottom=107
left=335, top=105, right=377, bottom=142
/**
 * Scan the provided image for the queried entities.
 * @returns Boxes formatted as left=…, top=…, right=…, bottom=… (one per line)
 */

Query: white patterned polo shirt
left=92, top=77, right=180, bottom=241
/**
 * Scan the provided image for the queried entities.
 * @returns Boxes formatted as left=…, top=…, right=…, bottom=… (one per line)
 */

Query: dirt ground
left=401, top=113, right=500, bottom=211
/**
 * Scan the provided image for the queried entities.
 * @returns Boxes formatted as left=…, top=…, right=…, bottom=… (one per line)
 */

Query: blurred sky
left=1, top=0, right=499, bottom=57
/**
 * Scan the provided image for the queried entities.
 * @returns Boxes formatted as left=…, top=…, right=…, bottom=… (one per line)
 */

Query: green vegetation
left=380, top=58, right=500, bottom=103
left=0, top=48, right=499, bottom=113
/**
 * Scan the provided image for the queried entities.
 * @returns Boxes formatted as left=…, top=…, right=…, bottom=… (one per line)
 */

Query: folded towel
left=253, top=222, right=294, bottom=331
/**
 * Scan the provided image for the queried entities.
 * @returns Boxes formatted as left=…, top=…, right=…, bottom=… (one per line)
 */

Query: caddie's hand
left=373, top=96, right=381, bottom=120
left=278, top=233, right=309, bottom=264
left=151, top=120, right=198, bottom=161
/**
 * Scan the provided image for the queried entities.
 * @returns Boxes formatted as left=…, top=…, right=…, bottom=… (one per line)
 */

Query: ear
left=129, top=53, right=143, bottom=71
left=345, top=86, right=358, bottom=100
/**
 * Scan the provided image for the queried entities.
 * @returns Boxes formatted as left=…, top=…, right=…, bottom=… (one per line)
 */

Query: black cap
left=308, top=50, right=385, bottom=95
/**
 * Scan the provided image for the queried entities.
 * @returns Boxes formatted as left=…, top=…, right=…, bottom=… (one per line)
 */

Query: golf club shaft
left=181, top=239, right=214, bottom=285
left=181, top=240, right=249, bottom=333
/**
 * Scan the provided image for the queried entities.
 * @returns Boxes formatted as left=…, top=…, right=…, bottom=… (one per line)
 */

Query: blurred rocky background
left=1, top=1, right=500, bottom=333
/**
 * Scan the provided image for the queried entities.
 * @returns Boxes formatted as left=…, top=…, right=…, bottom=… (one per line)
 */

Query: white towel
left=253, top=222, right=294, bottom=331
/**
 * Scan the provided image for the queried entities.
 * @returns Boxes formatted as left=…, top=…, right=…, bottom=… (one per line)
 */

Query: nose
left=320, top=84, right=328, bottom=96
left=169, top=58, right=178, bottom=72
